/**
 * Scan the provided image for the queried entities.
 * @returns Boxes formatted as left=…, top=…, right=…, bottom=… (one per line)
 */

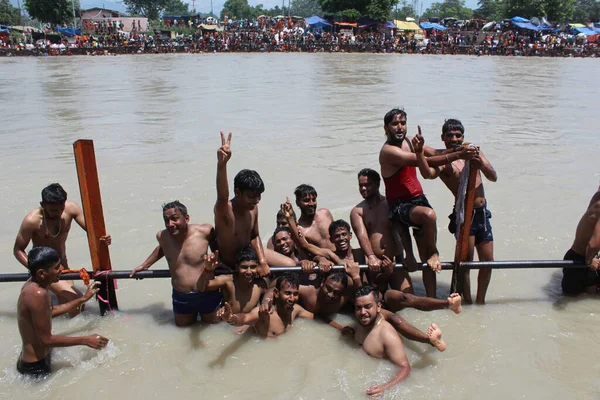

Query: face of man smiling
left=331, top=227, right=352, bottom=253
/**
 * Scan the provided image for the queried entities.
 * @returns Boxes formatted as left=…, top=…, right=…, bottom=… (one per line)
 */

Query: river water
left=0, top=54, right=599, bottom=400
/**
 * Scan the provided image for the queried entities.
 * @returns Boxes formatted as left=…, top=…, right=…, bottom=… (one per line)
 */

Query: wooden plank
left=450, top=163, right=479, bottom=294
left=73, top=139, right=118, bottom=314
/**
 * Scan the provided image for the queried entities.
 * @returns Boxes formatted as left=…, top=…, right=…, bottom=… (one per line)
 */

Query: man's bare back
left=571, top=187, right=600, bottom=266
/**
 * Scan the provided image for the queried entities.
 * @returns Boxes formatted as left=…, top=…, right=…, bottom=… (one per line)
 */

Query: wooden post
left=73, top=140, right=118, bottom=315
left=450, top=163, right=479, bottom=294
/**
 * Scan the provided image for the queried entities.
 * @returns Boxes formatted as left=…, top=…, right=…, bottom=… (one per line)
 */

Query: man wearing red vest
left=379, top=109, right=476, bottom=297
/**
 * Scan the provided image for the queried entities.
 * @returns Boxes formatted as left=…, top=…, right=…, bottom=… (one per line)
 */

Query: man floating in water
left=562, top=185, right=600, bottom=295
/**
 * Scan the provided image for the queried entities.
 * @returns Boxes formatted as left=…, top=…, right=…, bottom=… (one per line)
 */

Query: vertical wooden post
left=450, top=163, right=479, bottom=294
left=73, top=140, right=118, bottom=315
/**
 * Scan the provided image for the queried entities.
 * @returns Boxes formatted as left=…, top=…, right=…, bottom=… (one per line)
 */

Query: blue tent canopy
left=420, top=22, right=447, bottom=31
left=305, top=16, right=331, bottom=28
left=383, top=21, right=397, bottom=29
left=573, top=26, right=598, bottom=35
left=510, top=17, right=552, bottom=31
left=56, top=27, right=81, bottom=37
left=510, top=16, right=529, bottom=23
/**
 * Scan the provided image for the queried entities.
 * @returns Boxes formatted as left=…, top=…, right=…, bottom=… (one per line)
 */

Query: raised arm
left=413, top=130, right=440, bottom=180
left=215, top=131, right=232, bottom=218
left=282, top=199, right=343, bottom=265
left=366, top=328, right=411, bottom=396
left=472, top=150, right=497, bottom=182
left=197, top=251, right=231, bottom=292
left=218, top=302, right=261, bottom=326
left=51, top=281, right=100, bottom=317
left=14, top=216, right=36, bottom=268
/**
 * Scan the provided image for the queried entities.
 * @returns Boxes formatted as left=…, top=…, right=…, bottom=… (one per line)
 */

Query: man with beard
left=342, top=285, right=412, bottom=397
left=14, top=183, right=111, bottom=317
left=17, top=247, right=108, bottom=377
left=130, top=201, right=222, bottom=327
left=297, top=270, right=447, bottom=352
left=218, top=272, right=314, bottom=338
left=294, top=184, right=335, bottom=257
left=214, top=132, right=295, bottom=277
left=379, top=108, right=476, bottom=297
left=412, top=120, right=497, bottom=304
left=561, top=185, right=600, bottom=295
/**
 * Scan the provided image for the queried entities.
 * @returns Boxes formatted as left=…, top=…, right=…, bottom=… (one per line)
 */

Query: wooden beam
left=73, top=139, right=118, bottom=315
left=450, top=163, right=479, bottom=294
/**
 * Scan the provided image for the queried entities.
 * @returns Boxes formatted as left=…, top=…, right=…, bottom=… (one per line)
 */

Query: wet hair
left=236, top=246, right=258, bottom=265
left=272, top=226, right=292, bottom=242
left=162, top=200, right=188, bottom=216
left=442, top=119, right=465, bottom=135
left=353, top=285, right=380, bottom=303
left=328, top=219, right=351, bottom=238
left=28, top=246, right=61, bottom=276
left=234, top=169, right=265, bottom=194
left=276, top=272, right=300, bottom=291
left=383, top=108, right=407, bottom=126
left=294, top=184, right=317, bottom=200
left=325, top=272, right=348, bottom=288
left=276, top=208, right=296, bottom=222
left=41, top=183, right=67, bottom=204
left=357, top=168, right=381, bottom=186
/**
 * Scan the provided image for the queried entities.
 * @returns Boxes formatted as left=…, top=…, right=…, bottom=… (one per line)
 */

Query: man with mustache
left=294, top=184, right=335, bottom=257
left=131, top=201, right=222, bottom=327
left=14, top=183, right=111, bottom=317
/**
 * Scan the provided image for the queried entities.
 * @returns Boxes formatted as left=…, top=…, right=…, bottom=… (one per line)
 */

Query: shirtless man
left=266, top=208, right=296, bottom=250
left=14, top=183, right=111, bottom=316
left=197, top=247, right=268, bottom=314
left=215, top=132, right=295, bottom=277
left=350, top=168, right=412, bottom=292
left=413, top=119, right=497, bottom=304
left=298, top=270, right=447, bottom=352
left=272, top=227, right=300, bottom=265
left=342, top=285, right=411, bottom=397
left=294, top=184, right=335, bottom=255
left=218, top=272, right=314, bottom=338
left=17, top=247, right=109, bottom=377
left=379, top=109, right=476, bottom=297
left=561, top=186, right=600, bottom=295
left=130, top=201, right=222, bottom=327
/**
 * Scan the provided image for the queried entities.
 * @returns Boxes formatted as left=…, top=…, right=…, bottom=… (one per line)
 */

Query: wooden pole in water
left=450, top=163, right=479, bottom=294
left=73, top=139, right=118, bottom=315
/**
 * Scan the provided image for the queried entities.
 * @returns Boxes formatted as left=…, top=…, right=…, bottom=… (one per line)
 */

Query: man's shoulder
left=64, top=201, right=82, bottom=216
left=190, top=223, right=215, bottom=236
left=316, top=208, right=333, bottom=220
left=22, top=209, right=42, bottom=227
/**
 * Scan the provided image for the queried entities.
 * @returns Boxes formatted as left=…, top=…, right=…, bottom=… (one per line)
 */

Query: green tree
left=318, top=0, right=370, bottom=15
left=123, top=0, right=170, bottom=21
left=366, top=0, right=397, bottom=21
left=391, top=0, right=416, bottom=20
left=291, top=0, right=323, bottom=17
left=24, top=0, right=76, bottom=25
left=221, top=0, right=255, bottom=18
left=163, top=0, right=189, bottom=15
left=341, top=7, right=361, bottom=19
left=0, top=0, right=21, bottom=25
left=422, top=0, right=473, bottom=19
left=572, top=0, right=600, bottom=21
left=544, top=0, right=576, bottom=21
left=473, top=0, right=502, bottom=20
left=503, top=0, right=545, bottom=18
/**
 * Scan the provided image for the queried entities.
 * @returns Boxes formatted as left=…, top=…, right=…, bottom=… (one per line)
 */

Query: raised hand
left=457, top=144, right=478, bottom=161
left=217, top=131, right=232, bottom=165
left=412, top=125, right=425, bottom=154
left=83, top=280, right=101, bottom=301
left=203, top=250, right=219, bottom=273
left=259, top=298, right=273, bottom=320
left=280, top=197, right=294, bottom=219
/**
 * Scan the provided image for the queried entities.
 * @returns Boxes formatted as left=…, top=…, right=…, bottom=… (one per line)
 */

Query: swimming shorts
left=561, top=249, right=598, bottom=295
left=388, top=194, right=433, bottom=228
left=172, top=289, right=223, bottom=315
left=448, top=204, right=494, bottom=245
left=17, top=352, right=51, bottom=377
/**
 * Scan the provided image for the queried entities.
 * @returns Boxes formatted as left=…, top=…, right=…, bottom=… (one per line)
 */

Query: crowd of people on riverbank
left=1, top=20, right=598, bottom=57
